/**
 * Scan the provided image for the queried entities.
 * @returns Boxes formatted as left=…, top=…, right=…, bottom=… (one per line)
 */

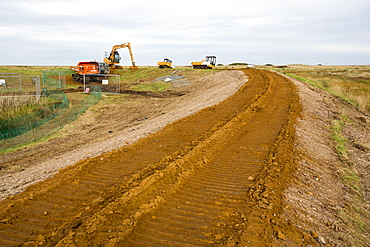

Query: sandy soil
left=0, top=68, right=369, bottom=246
left=0, top=70, right=247, bottom=200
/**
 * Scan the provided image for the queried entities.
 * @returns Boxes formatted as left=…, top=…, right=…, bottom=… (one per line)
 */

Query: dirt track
left=0, top=69, right=317, bottom=246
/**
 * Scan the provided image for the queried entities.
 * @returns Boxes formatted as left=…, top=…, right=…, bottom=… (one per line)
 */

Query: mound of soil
left=0, top=70, right=247, bottom=200
left=0, top=69, right=369, bottom=246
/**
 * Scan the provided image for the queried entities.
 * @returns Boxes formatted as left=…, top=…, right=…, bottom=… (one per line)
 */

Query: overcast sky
left=0, top=0, right=369, bottom=66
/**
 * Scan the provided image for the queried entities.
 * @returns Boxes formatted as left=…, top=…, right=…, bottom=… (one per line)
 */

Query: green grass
left=0, top=95, right=48, bottom=119
left=261, top=65, right=370, bottom=111
left=114, top=66, right=218, bottom=88
left=331, top=118, right=349, bottom=158
left=341, top=168, right=361, bottom=191
left=329, top=112, right=369, bottom=243
left=130, top=81, right=170, bottom=92
left=0, top=66, right=72, bottom=76
left=285, top=73, right=321, bottom=88
left=116, top=67, right=171, bottom=84
left=330, top=114, right=368, bottom=239
left=338, top=208, right=369, bottom=245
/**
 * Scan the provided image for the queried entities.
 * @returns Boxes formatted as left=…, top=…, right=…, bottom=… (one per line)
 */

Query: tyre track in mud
left=0, top=69, right=310, bottom=246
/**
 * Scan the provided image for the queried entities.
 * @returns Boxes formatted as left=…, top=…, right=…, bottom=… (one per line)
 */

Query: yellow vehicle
left=158, top=58, right=173, bottom=68
left=104, top=42, right=136, bottom=69
left=191, top=56, right=216, bottom=69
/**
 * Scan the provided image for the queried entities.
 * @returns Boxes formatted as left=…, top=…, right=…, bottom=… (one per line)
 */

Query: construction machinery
left=70, top=61, right=110, bottom=83
left=70, top=42, right=137, bottom=83
left=191, top=56, right=216, bottom=69
left=157, top=58, right=173, bottom=68
left=104, top=42, right=136, bottom=70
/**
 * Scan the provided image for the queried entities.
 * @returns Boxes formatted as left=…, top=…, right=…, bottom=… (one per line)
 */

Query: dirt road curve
left=0, top=69, right=316, bottom=246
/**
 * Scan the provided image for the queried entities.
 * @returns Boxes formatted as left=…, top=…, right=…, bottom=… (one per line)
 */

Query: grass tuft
left=331, top=119, right=349, bottom=158
left=130, top=81, right=170, bottom=92
left=263, top=65, right=370, bottom=112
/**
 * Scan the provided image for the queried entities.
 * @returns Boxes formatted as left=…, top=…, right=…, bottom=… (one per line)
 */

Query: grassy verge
left=130, top=81, right=170, bottom=92
left=0, top=94, right=67, bottom=138
left=329, top=114, right=360, bottom=191
left=331, top=117, right=349, bottom=159
left=114, top=67, right=217, bottom=89
left=330, top=113, right=369, bottom=243
left=260, top=65, right=370, bottom=111
left=0, top=65, right=72, bottom=76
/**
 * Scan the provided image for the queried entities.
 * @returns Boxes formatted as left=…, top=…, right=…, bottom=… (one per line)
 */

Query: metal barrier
left=42, top=71, right=66, bottom=89
left=0, top=72, right=102, bottom=151
left=0, top=91, right=101, bottom=151
left=0, top=74, right=41, bottom=100
left=82, top=74, right=120, bottom=94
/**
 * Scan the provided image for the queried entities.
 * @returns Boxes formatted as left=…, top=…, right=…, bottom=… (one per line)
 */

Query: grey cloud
left=0, top=0, right=369, bottom=65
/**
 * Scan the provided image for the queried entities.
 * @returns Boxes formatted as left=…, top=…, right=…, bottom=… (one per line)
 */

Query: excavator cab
left=105, top=51, right=122, bottom=69
left=112, top=51, right=121, bottom=64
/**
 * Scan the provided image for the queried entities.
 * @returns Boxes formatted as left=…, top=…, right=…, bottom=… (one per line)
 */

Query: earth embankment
left=0, top=69, right=316, bottom=246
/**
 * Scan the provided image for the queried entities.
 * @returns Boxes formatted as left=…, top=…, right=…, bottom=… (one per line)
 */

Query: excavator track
left=0, top=69, right=314, bottom=246
left=71, top=74, right=107, bottom=83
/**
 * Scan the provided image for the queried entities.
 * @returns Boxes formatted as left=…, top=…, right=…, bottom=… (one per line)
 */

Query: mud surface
left=0, top=70, right=246, bottom=200
left=0, top=69, right=302, bottom=245
left=0, top=68, right=369, bottom=246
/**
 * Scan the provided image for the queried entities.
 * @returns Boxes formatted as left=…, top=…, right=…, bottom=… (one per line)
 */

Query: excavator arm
left=104, top=42, right=136, bottom=69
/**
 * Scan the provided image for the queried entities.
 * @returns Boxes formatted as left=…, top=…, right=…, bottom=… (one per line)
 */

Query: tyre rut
left=120, top=69, right=293, bottom=246
left=0, top=69, right=308, bottom=246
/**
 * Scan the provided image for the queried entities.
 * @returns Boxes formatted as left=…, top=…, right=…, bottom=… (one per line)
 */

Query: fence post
left=35, top=76, right=41, bottom=101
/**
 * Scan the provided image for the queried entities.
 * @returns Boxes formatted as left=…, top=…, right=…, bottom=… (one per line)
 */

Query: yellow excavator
left=157, top=58, right=173, bottom=68
left=104, top=42, right=136, bottom=70
left=191, top=56, right=216, bottom=69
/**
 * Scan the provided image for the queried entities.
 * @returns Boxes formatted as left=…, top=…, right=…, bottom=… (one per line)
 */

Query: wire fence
left=0, top=73, right=22, bottom=91
left=42, top=71, right=66, bottom=89
left=82, top=74, right=121, bottom=94
left=0, top=72, right=102, bottom=151
left=0, top=91, right=101, bottom=151
left=0, top=73, right=41, bottom=99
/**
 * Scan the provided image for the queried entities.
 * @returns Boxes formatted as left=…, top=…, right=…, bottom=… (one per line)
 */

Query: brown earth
left=0, top=68, right=369, bottom=246
left=0, top=70, right=246, bottom=199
